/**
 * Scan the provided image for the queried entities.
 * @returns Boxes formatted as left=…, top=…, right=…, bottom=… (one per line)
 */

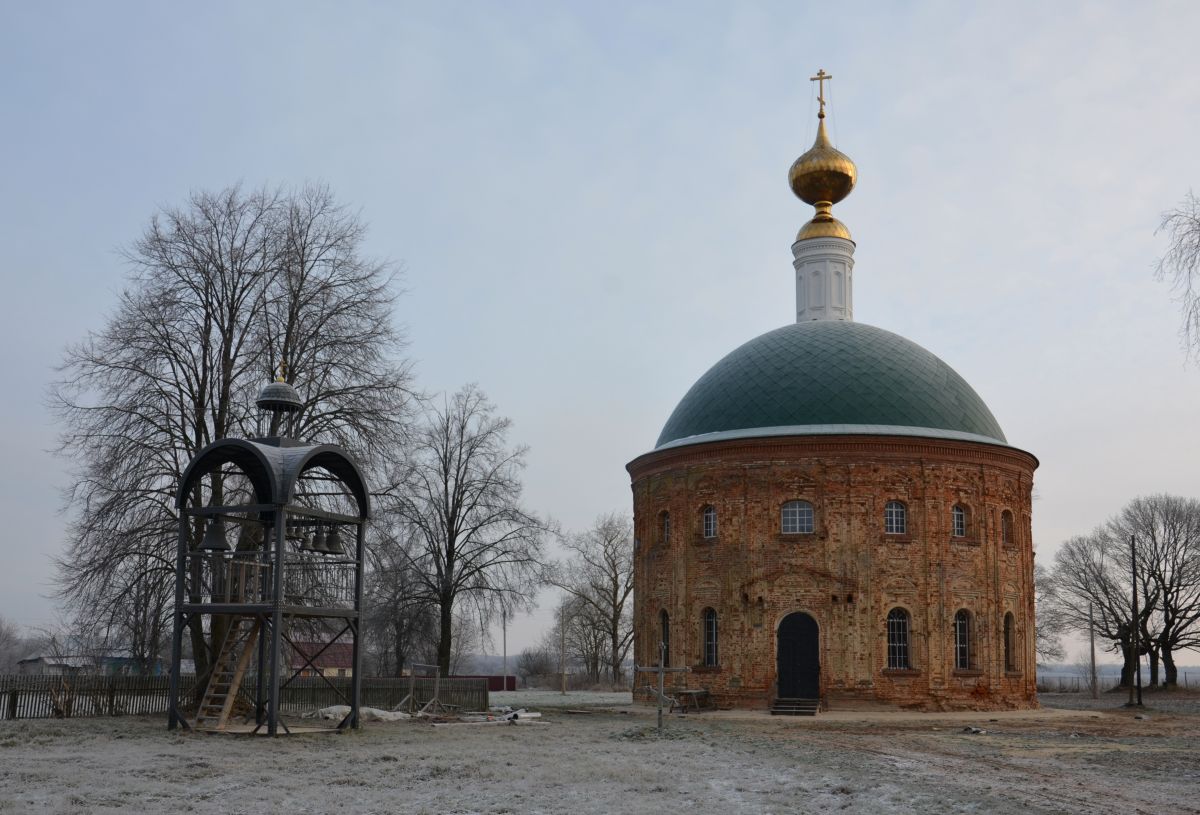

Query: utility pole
left=501, top=607, right=507, bottom=691
left=559, top=601, right=568, bottom=696
left=1126, top=534, right=1144, bottom=707
left=1088, top=602, right=1098, bottom=700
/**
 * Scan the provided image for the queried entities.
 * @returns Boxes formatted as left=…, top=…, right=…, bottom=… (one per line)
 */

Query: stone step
left=770, top=697, right=820, bottom=716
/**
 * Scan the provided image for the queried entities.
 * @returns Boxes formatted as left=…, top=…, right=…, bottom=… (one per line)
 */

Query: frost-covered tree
left=52, top=184, right=416, bottom=679
left=391, top=385, right=546, bottom=674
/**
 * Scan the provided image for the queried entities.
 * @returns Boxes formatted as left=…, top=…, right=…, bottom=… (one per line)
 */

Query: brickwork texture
left=628, top=434, right=1038, bottom=711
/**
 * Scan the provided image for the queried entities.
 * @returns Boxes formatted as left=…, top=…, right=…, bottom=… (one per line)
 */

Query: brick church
left=628, top=74, right=1038, bottom=712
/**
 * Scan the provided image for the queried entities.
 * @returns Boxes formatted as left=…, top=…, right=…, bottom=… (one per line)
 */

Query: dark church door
left=776, top=612, right=820, bottom=698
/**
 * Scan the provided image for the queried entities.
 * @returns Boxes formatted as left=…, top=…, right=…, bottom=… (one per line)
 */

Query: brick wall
left=628, top=434, right=1038, bottom=711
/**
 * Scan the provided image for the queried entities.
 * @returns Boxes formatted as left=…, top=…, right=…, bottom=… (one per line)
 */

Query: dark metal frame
left=167, top=438, right=369, bottom=736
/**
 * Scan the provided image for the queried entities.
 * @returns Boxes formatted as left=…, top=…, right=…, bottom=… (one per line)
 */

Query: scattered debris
left=307, top=704, right=546, bottom=727
left=962, top=726, right=987, bottom=735
left=564, top=709, right=594, bottom=715
left=1134, top=714, right=1150, bottom=720
left=309, top=705, right=411, bottom=722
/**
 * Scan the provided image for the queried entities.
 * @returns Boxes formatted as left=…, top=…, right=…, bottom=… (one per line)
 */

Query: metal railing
left=185, top=552, right=355, bottom=608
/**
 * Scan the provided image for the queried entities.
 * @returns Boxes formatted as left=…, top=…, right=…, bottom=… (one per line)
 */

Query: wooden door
left=776, top=612, right=820, bottom=698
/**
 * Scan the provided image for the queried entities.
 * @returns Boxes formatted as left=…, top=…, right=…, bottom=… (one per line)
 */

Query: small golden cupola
left=788, top=69, right=857, bottom=242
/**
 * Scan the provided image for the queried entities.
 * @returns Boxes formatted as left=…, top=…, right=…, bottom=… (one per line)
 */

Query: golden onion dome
left=788, top=118, right=857, bottom=206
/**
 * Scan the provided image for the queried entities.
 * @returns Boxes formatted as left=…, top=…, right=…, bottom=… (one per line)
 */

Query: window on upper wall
left=781, top=500, right=815, bottom=534
left=701, top=505, right=717, bottom=539
left=659, top=610, right=671, bottom=665
left=885, top=501, right=907, bottom=535
left=1001, top=511, right=1015, bottom=546
left=660, top=511, right=671, bottom=544
left=952, top=505, right=967, bottom=538
left=886, top=608, right=911, bottom=670
left=1004, top=612, right=1016, bottom=671
left=702, top=608, right=718, bottom=667
left=954, top=609, right=972, bottom=670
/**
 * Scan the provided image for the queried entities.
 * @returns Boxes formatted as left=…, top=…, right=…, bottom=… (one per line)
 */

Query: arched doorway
left=777, top=612, right=820, bottom=698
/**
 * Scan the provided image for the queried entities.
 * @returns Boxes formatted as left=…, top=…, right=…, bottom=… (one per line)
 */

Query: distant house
left=290, top=642, right=353, bottom=678
left=16, top=652, right=167, bottom=677
left=95, top=653, right=168, bottom=676
left=16, top=655, right=94, bottom=676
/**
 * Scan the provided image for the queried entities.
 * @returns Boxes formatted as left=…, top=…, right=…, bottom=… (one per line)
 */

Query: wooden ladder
left=194, top=616, right=260, bottom=731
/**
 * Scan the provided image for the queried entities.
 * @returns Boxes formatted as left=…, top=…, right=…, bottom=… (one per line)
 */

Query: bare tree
left=1043, top=530, right=1159, bottom=688
left=1072, top=656, right=1099, bottom=697
left=1157, top=191, right=1200, bottom=355
left=536, top=596, right=603, bottom=686
left=362, top=528, right=437, bottom=676
left=51, top=183, right=415, bottom=681
left=516, top=646, right=554, bottom=685
left=391, top=385, right=546, bottom=674
left=1033, top=562, right=1066, bottom=664
left=566, top=603, right=609, bottom=684
left=544, top=513, right=635, bottom=686
left=1109, top=495, right=1200, bottom=685
left=0, top=616, right=22, bottom=673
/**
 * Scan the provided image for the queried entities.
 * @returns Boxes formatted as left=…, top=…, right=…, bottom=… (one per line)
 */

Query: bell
left=199, top=518, right=230, bottom=552
left=324, top=526, right=344, bottom=556
left=310, top=527, right=328, bottom=554
left=299, top=531, right=318, bottom=553
left=236, top=524, right=263, bottom=551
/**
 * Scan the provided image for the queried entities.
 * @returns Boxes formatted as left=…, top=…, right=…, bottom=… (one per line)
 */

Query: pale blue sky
left=3, top=1, right=1199, bottom=657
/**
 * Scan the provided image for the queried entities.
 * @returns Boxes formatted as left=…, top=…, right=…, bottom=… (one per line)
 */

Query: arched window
left=954, top=609, right=972, bottom=670
left=886, top=608, right=911, bottom=670
left=1004, top=612, right=1016, bottom=671
left=701, top=505, right=717, bottom=539
left=1001, top=510, right=1014, bottom=546
left=781, top=500, right=815, bottom=534
left=702, top=608, right=718, bottom=667
left=884, top=501, right=907, bottom=535
left=661, top=511, right=671, bottom=544
left=659, top=610, right=670, bottom=665
left=951, top=505, right=967, bottom=538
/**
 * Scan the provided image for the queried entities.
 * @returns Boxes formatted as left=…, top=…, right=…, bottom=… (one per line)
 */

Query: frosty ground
left=2, top=691, right=1197, bottom=814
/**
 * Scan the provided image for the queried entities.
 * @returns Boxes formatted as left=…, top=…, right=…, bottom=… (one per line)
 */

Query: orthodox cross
left=810, top=68, right=832, bottom=119
left=633, top=641, right=688, bottom=732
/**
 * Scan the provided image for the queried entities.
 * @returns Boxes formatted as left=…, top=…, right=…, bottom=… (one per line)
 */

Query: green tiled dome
left=656, top=321, right=1006, bottom=449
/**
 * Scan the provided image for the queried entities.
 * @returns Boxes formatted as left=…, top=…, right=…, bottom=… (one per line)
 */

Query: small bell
left=299, top=530, right=318, bottom=553
left=310, top=527, right=329, bottom=554
left=198, top=518, right=230, bottom=552
left=324, top=526, right=345, bottom=556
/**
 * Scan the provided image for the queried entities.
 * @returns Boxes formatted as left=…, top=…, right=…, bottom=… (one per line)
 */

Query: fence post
left=6, top=689, right=16, bottom=720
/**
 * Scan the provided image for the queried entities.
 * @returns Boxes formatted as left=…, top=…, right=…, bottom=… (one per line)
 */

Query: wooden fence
left=0, top=674, right=488, bottom=721
left=1035, top=676, right=1083, bottom=693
